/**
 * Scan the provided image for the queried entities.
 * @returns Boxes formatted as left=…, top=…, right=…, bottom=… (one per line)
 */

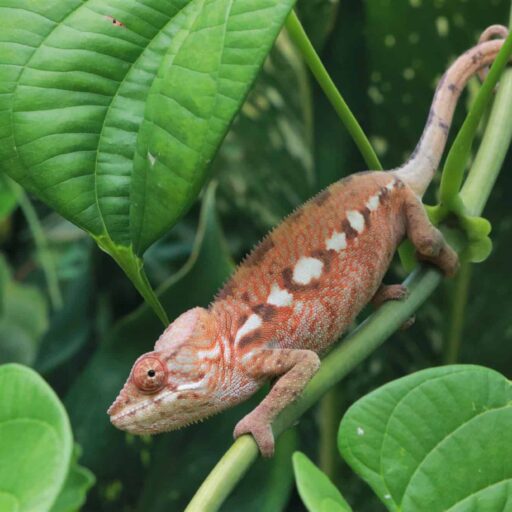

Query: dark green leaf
left=0, top=255, right=48, bottom=365
left=35, top=258, right=93, bottom=374
left=215, top=31, right=315, bottom=233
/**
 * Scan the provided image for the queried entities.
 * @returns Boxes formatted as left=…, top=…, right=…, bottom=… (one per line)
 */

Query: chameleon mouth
left=107, top=389, right=178, bottom=431
left=108, top=399, right=150, bottom=425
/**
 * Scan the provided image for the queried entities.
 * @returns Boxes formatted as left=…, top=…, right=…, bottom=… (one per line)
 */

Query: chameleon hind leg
left=403, top=191, right=459, bottom=277
left=234, top=348, right=320, bottom=457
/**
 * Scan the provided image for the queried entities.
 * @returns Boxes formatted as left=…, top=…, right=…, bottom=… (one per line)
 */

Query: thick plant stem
left=285, top=10, right=382, bottom=171
left=443, top=261, right=472, bottom=364
left=318, top=386, right=343, bottom=479
left=186, top=13, right=512, bottom=512
left=15, top=187, right=63, bottom=311
left=461, top=71, right=512, bottom=214
left=184, top=437, right=259, bottom=512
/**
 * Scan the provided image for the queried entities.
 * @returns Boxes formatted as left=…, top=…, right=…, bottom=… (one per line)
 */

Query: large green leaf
left=0, top=364, right=93, bottom=512
left=338, top=365, right=512, bottom=511
left=0, top=0, right=296, bottom=289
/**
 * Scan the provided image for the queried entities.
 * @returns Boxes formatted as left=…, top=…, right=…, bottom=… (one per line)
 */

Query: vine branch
left=284, top=10, right=382, bottom=171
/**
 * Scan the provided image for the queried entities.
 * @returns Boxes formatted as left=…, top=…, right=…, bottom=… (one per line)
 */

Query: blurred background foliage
left=1, top=0, right=511, bottom=510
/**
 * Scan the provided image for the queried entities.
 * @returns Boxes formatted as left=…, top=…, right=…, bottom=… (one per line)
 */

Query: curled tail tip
left=477, top=25, right=510, bottom=83
left=479, top=24, right=509, bottom=45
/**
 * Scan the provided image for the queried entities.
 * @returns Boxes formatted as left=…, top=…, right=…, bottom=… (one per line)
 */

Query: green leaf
left=0, top=255, right=48, bottom=365
left=35, top=259, right=93, bottom=374
left=215, top=30, right=315, bottom=232
left=292, top=452, right=352, bottom=512
left=0, top=363, right=73, bottom=512
left=50, top=445, right=95, bottom=512
left=0, top=174, right=18, bottom=220
left=338, top=365, right=512, bottom=512
left=321, top=498, right=348, bottom=512
left=0, top=0, right=297, bottom=302
left=462, top=234, right=493, bottom=263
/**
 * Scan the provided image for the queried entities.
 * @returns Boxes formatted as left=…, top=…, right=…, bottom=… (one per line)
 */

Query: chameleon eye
left=132, top=356, right=167, bottom=393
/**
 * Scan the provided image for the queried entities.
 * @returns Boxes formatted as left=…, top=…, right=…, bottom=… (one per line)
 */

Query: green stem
left=15, top=185, right=63, bottom=310
left=461, top=70, right=512, bottom=215
left=95, top=237, right=169, bottom=326
left=443, top=261, right=472, bottom=364
left=185, top=31, right=512, bottom=512
left=184, top=437, right=259, bottom=512
left=285, top=10, right=382, bottom=171
left=318, top=386, right=342, bottom=479
left=116, top=253, right=169, bottom=326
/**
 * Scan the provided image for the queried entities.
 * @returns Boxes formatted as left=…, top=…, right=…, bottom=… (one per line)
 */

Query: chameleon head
left=107, top=307, right=227, bottom=434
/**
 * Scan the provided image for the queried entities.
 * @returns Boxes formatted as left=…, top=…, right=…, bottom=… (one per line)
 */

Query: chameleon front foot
left=234, top=412, right=275, bottom=457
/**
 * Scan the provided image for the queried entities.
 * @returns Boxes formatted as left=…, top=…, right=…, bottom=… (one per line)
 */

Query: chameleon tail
left=392, top=26, right=508, bottom=197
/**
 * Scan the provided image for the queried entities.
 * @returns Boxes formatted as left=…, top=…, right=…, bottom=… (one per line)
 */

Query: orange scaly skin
left=108, top=28, right=508, bottom=457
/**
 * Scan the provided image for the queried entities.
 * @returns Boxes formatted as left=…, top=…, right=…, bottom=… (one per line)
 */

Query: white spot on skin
left=221, top=336, right=231, bottom=364
left=386, top=180, right=396, bottom=191
left=326, top=231, right=347, bottom=252
left=235, top=314, right=262, bottom=344
left=176, top=375, right=208, bottom=391
left=293, top=257, right=324, bottom=285
left=346, top=210, right=365, bottom=234
left=148, top=152, right=156, bottom=166
left=267, top=284, right=293, bottom=307
left=366, top=195, right=380, bottom=211
left=196, top=344, right=221, bottom=360
left=357, top=427, right=365, bottom=436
